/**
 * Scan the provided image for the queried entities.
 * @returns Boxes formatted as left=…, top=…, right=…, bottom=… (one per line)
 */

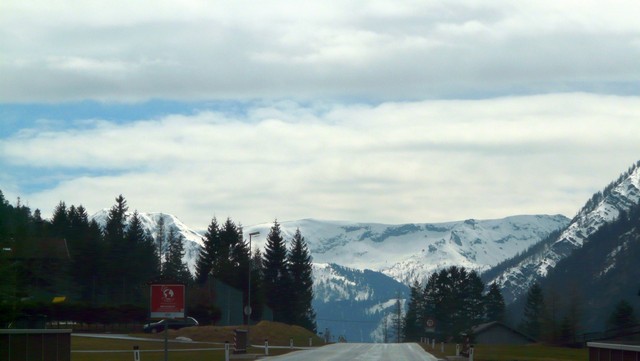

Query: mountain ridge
left=485, top=161, right=640, bottom=304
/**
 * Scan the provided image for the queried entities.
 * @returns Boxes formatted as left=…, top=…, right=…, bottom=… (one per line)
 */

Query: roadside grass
left=71, top=320, right=323, bottom=361
left=422, top=342, right=588, bottom=361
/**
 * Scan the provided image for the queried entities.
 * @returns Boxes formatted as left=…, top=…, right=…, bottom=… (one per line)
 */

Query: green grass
left=72, top=337, right=226, bottom=361
left=421, top=342, right=588, bottom=361
left=70, top=320, right=322, bottom=361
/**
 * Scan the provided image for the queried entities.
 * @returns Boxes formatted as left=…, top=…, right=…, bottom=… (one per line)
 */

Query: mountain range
left=89, top=160, right=640, bottom=340
left=90, top=211, right=568, bottom=341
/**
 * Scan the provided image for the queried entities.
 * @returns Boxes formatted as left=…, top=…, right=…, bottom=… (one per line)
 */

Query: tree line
left=0, top=191, right=315, bottom=332
left=193, top=216, right=316, bottom=331
left=401, top=266, right=505, bottom=342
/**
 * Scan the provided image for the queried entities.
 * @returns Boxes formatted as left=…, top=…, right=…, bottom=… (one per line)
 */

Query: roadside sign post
left=149, top=282, right=186, bottom=361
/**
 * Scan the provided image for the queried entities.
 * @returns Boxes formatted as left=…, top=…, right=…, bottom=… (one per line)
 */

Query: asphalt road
left=266, top=343, right=438, bottom=361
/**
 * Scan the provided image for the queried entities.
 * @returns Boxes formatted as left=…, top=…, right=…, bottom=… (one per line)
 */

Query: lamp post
left=246, top=231, right=260, bottom=325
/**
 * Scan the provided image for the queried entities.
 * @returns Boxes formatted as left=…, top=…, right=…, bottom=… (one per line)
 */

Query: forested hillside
left=0, top=192, right=316, bottom=332
left=531, top=200, right=640, bottom=333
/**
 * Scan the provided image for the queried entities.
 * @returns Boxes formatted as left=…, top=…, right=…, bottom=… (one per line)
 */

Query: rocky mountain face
left=244, top=215, right=570, bottom=285
left=484, top=161, right=640, bottom=305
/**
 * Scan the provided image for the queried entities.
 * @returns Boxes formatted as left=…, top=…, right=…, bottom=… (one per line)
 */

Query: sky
left=1, top=0, right=640, bottom=230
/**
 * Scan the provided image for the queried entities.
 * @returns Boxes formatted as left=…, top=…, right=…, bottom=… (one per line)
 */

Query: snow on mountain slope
left=245, top=215, right=569, bottom=284
left=90, top=210, right=203, bottom=273
left=487, top=161, right=640, bottom=303
left=89, top=209, right=569, bottom=342
left=312, top=263, right=409, bottom=342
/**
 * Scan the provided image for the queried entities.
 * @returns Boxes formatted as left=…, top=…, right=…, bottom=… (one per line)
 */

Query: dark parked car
left=143, top=317, right=199, bottom=333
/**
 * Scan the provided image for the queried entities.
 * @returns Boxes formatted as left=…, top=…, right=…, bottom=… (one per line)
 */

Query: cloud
left=2, top=93, right=639, bottom=228
left=1, top=1, right=639, bottom=102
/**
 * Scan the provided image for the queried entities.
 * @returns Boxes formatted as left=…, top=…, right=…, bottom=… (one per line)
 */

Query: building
left=469, top=321, right=536, bottom=345
left=588, top=342, right=640, bottom=361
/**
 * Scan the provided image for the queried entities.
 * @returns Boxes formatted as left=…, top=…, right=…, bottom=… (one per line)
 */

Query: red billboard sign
left=150, top=284, right=185, bottom=319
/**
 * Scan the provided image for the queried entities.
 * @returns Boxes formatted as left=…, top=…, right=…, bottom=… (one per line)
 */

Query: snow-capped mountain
left=485, top=161, right=640, bottom=304
left=244, top=215, right=569, bottom=285
left=90, top=209, right=569, bottom=342
left=90, top=210, right=203, bottom=273
left=312, top=263, right=409, bottom=342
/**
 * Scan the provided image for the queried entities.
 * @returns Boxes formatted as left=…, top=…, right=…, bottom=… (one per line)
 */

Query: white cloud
left=1, top=0, right=639, bottom=101
left=2, top=93, right=639, bottom=228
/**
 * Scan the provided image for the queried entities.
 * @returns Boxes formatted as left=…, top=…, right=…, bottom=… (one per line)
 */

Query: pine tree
left=249, top=248, right=265, bottom=322
left=154, top=215, right=166, bottom=263
left=262, top=220, right=291, bottom=323
left=287, top=228, right=316, bottom=331
left=103, top=195, right=129, bottom=302
left=422, top=266, right=487, bottom=341
left=484, top=282, right=506, bottom=322
left=403, top=280, right=423, bottom=341
left=521, top=283, right=545, bottom=339
left=391, top=296, right=404, bottom=343
left=66, top=205, right=106, bottom=303
left=73, top=219, right=105, bottom=304
left=195, top=217, right=221, bottom=284
left=462, top=270, right=485, bottom=330
left=123, top=211, right=160, bottom=304
left=607, top=300, right=637, bottom=330
left=221, top=218, right=248, bottom=291
left=50, top=201, right=68, bottom=238
left=162, top=228, right=192, bottom=284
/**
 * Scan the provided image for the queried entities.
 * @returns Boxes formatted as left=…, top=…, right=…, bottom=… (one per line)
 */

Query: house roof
left=471, top=321, right=537, bottom=342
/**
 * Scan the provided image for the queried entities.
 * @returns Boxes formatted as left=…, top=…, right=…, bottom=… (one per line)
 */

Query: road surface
left=266, top=343, right=438, bottom=361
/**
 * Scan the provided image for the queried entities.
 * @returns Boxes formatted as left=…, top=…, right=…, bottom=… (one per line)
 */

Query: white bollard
left=133, top=345, right=140, bottom=361
left=224, top=341, right=230, bottom=361
left=309, top=337, right=313, bottom=347
left=290, top=338, right=294, bottom=349
left=456, top=344, right=460, bottom=356
left=441, top=342, right=444, bottom=353
left=469, top=346, right=474, bottom=361
left=432, top=339, right=435, bottom=349
left=264, top=339, right=269, bottom=356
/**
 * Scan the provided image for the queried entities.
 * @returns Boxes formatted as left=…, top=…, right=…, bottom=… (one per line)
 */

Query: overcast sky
left=1, top=0, right=639, bottom=229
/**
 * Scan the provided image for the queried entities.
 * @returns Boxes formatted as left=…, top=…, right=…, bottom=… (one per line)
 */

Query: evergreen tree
left=103, top=195, right=129, bottom=301
left=195, top=217, right=221, bottom=284
left=607, top=300, right=637, bottom=330
left=65, top=205, right=107, bottom=303
left=221, top=218, right=248, bottom=291
left=73, top=219, right=105, bottom=304
left=462, top=270, right=485, bottom=330
left=484, top=282, right=506, bottom=322
left=287, top=228, right=316, bottom=331
left=422, top=266, right=487, bottom=341
left=154, top=215, right=166, bottom=264
left=262, top=220, right=291, bottom=323
left=391, top=296, right=403, bottom=343
left=521, top=283, right=545, bottom=339
left=249, top=248, right=265, bottom=322
left=49, top=201, right=68, bottom=238
left=403, top=280, right=423, bottom=341
left=123, top=211, right=160, bottom=304
left=162, top=228, right=192, bottom=284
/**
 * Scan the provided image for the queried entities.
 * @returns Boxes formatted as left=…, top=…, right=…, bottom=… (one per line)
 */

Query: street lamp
left=246, top=231, right=260, bottom=325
